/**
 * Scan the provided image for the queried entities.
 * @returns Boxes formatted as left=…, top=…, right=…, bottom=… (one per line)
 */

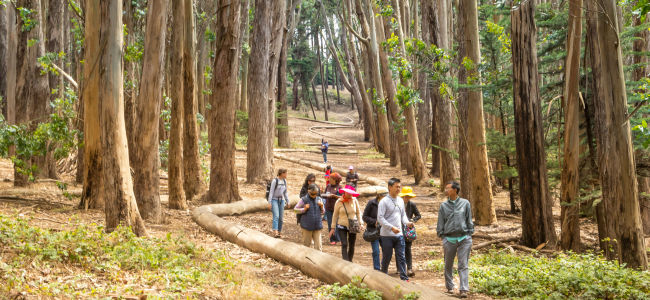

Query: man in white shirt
left=377, top=177, right=413, bottom=281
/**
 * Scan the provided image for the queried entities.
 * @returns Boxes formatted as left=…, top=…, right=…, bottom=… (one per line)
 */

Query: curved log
left=274, top=153, right=386, bottom=187
left=274, top=148, right=359, bottom=154
left=192, top=203, right=452, bottom=300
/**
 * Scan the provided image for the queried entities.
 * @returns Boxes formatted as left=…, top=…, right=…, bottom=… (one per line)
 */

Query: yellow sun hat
left=398, top=186, right=417, bottom=198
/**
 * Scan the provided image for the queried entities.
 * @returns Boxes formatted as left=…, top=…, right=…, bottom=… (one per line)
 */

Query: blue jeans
left=322, top=152, right=327, bottom=163
left=271, top=198, right=285, bottom=232
left=371, top=239, right=381, bottom=270
left=380, top=235, right=408, bottom=280
left=325, top=210, right=340, bottom=242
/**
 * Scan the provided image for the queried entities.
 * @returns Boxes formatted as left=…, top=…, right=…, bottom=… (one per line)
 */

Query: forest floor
left=0, top=100, right=609, bottom=299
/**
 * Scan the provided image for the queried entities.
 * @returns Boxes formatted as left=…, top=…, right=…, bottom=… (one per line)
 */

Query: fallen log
left=292, top=116, right=355, bottom=126
left=274, top=153, right=386, bottom=187
left=273, top=148, right=359, bottom=154
left=193, top=203, right=452, bottom=300
left=472, top=237, right=519, bottom=250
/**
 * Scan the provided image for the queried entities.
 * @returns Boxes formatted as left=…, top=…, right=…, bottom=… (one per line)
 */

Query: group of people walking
left=266, top=166, right=474, bottom=298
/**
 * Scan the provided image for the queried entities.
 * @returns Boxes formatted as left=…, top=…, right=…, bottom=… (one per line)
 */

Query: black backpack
left=265, top=178, right=286, bottom=199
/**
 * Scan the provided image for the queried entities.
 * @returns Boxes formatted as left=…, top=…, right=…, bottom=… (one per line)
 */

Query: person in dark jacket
left=323, top=172, right=342, bottom=244
left=345, top=166, right=359, bottom=189
left=437, top=181, right=474, bottom=298
left=399, top=186, right=421, bottom=277
left=362, top=193, right=385, bottom=270
left=300, top=174, right=318, bottom=198
left=294, top=184, right=325, bottom=250
left=321, top=139, right=329, bottom=163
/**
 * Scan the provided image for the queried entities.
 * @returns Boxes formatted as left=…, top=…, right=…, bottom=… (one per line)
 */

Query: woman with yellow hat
left=399, top=186, right=421, bottom=277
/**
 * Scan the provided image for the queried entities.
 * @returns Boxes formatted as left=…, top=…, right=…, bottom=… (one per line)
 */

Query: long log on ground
left=193, top=204, right=452, bottom=300
left=292, top=116, right=355, bottom=126
left=308, top=125, right=357, bottom=144
left=301, top=143, right=357, bottom=147
left=472, top=236, right=519, bottom=250
left=274, top=148, right=359, bottom=154
left=274, top=153, right=386, bottom=186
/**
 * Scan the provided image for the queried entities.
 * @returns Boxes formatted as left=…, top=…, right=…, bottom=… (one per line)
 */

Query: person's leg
left=457, top=237, right=472, bottom=293
left=323, top=152, right=327, bottom=163
left=380, top=236, right=395, bottom=273
left=313, top=229, right=322, bottom=251
left=348, top=233, right=357, bottom=262
left=443, top=239, right=459, bottom=291
left=395, top=236, right=408, bottom=280
left=325, top=211, right=336, bottom=243
left=339, top=228, right=350, bottom=261
left=405, top=240, right=413, bottom=271
left=371, top=239, right=381, bottom=270
left=271, top=199, right=280, bottom=232
left=301, top=228, right=312, bottom=247
left=277, top=200, right=285, bottom=233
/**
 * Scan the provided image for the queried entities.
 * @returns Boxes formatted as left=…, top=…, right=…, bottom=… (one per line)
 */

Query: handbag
left=395, top=199, right=417, bottom=241
left=363, top=226, right=380, bottom=242
left=342, top=200, right=362, bottom=234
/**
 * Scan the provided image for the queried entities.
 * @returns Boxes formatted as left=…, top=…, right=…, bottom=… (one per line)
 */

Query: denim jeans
left=325, top=210, right=340, bottom=242
left=443, top=237, right=472, bottom=292
left=322, top=152, right=327, bottom=163
left=380, top=235, right=408, bottom=280
left=271, top=198, right=285, bottom=232
left=370, top=239, right=381, bottom=270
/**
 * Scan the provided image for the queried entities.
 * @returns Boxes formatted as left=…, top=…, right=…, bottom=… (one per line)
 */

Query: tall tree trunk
left=182, top=0, right=205, bottom=201
left=512, top=1, right=557, bottom=248
left=15, top=0, right=51, bottom=185
left=317, top=31, right=329, bottom=121
left=239, top=0, right=251, bottom=113
left=457, top=0, right=496, bottom=225
left=587, top=0, right=647, bottom=269
left=123, top=0, right=137, bottom=166
left=46, top=0, right=65, bottom=180
left=638, top=175, right=650, bottom=235
left=4, top=4, right=16, bottom=127
left=210, top=0, right=242, bottom=203
left=278, top=0, right=301, bottom=148
left=265, top=0, right=286, bottom=169
left=247, top=0, right=273, bottom=183
left=560, top=0, right=582, bottom=252
left=132, top=0, right=168, bottom=222
left=168, top=0, right=188, bottom=210
left=79, top=0, right=103, bottom=210
left=0, top=3, right=7, bottom=109
left=98, top=0, right=147, bottom=237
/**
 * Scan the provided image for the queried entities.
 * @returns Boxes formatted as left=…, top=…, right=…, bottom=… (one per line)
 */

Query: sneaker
left=330, top=241, right=336, bottom=245
left=459, top=291, right=468, bottom=298
left=446, top=289, right=453, bottom=294
left=407, top=269, right=415, bottom=277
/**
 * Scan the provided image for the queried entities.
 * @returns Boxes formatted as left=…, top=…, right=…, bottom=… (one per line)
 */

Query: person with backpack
left=321, top=139, right=329, bottom=163
left=323, top=172, right=343, bottom=245
left=328, top=186, right=364, bottom=262
left=362, top=193, right=384, bottom=270
left=294, top=183, right=325, bottom=250
left=399, top=186, right=421, bottom=277
left=345, top=166, right=359, bottom=189
left=377, top=178, right=413, bottom=281
left=267, top=169, right=289, bottom=238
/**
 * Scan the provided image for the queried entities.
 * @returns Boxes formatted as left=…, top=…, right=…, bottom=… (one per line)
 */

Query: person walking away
left=377, top=178, right=413, bottom=281
left=345, top=166, right=359, bottom=189
left=329, top=186, right=364, bottom=261
left=321, top=139, right=329, bottom=163
left=267, top=169, right=289, bottom=238
left=323, top=173, right=342, bottom=244
left=300, top=174, right=319, bottom=198
left=437, top=181, right=474, bottom=298
left=399, top=186, right=421, bottom=277
left=363, top=193, right=385, bottom=270
left=295, top=184, right=324, bottom=250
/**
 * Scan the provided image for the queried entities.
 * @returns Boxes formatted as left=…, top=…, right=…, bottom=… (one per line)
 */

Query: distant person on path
left=324, top=165, right=332, bottom=181
left=362, top=192, right=385, bottom=270
left=321, top=138, right=329, bottom=163
left=345, top=166, right=359, bottom=189
left=329, top=186, right=364, bottom=261
left=267, top=169, right=289, bottom=238
left=437, top=181, right=474, bottom=298
left=399, top=186, right=421, bottom=277
left=377, top=178, right=413, bottom=281
left=323, top=172, right=343, bottom=244
left=295, top=183, right=325, bottom=250
left=300, top=174, right=319, bottom=198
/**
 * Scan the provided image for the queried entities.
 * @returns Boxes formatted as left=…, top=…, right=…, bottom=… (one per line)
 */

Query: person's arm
left=318, top=197, right=325, bottom=214
left=362, top=201, right=376, bottom=225
left=436, top=204, right=445, bottom=238
left=294, top=198, right=306, bottom=213
left=400, top=202, right=410, bottom=227
left=283, top=180, right=289, bottom=203
left=354, top=198, right=363, bottom=225
left=267, top=179, right=276, bottom=203
left=412, top=202, right=422, bottom=223
left=465, top=201, right=475, bottom=236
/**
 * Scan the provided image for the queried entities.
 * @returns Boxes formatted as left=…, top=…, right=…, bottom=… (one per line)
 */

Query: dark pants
left=338, top=227, right=356, bottom=261
left=405, top=240, right=413, bottom=270
left=325, top=210, right=340, bottom=242
left=380, top=235, right=408, bottom=281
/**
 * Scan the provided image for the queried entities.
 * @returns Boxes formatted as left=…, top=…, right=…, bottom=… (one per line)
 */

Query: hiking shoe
left=330, top=241, right=336, bottom=245
left=459, top=291, right=468, bottom=298
left=446, top=289, right=453, bottom=294
left=407, top=269, right=415, bottom=277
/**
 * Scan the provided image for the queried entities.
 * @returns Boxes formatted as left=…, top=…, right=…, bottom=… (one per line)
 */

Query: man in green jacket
left=436, top=181, right=474, bottom=298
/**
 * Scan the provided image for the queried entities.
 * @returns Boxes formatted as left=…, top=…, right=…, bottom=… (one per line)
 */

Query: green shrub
left=316, top=277, right=382, bottom=300
left=426, top=250, right=650, bottom=299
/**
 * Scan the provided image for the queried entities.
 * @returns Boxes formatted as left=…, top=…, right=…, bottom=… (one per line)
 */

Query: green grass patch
left=0, top=215, right=248, bottom=298
left=316, top=277, right=420, bottom=300
left=425, top=250, right=650, bottom=299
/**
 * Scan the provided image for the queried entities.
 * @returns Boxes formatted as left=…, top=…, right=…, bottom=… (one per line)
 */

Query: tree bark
left=78, top=0, right=104, bottom=210
left=246, top=0, right=273, bottom=183
left=638, top=175, right=650, bottom=235
left=511, top=1, right=557, bottom=248
left=316, top=30, right=329, bottom=121
left=560, top=0, right=582, bottom=252
left=98, top=0, right=147, bottom=237
left=168, top=0, right=188, bottom=210
left=132, top=0, right=168, bottom=222
left=4, top=4, right=16, bottom=127
left=457, top=0, right=496, bottom=225
left=587, top=0, right=647, bottom=269
left=182, top=0, right=205, bottom=201
left=278, top=0, right=301, bottom=148
left=0, top=4, right=7, bottom=109
left=210, top=0, right=242, bottom=203
left=46, top=0, right=65, bottom=180
left=123, top=0, right=137, bottom=167
left=239, top=0, right=251, bottom=113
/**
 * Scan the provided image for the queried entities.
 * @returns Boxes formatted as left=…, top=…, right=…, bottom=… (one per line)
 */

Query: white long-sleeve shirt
left=377, top=195, right=409, bottom=237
